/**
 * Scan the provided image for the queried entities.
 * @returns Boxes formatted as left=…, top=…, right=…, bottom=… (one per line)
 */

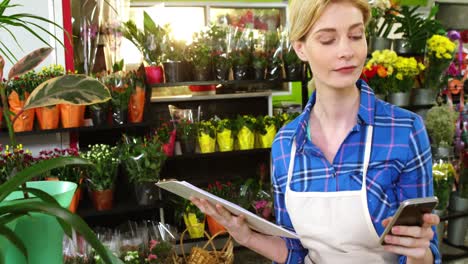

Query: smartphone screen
left=379, top=197, right=438, bottom=245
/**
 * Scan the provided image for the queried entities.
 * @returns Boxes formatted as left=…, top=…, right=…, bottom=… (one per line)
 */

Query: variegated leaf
left=0, top=54, right=4, bottom=80
left=23, top=74, right=111, bottom=110
left=8, top=47, right=53, bottom=80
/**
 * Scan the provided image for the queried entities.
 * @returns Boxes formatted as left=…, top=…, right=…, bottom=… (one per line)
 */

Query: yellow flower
left=396, top=73, right=403, bottom=80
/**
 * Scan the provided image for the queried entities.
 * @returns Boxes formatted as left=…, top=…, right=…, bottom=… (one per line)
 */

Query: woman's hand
left=190, top=197, right=254, bottom=246
left=382, top=213, right=439, bottom=263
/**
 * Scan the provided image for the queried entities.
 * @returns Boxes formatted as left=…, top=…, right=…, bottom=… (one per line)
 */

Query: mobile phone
left=379, top=197, right=438, bottom=245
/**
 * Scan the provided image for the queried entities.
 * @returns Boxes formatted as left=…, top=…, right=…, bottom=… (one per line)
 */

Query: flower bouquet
left=424, top=34, right=456, bottom=91
left=146, top=239, right=174, bottom=264
left=216, top=118, right=237, bottom=152
left=0, top=144, right=34, bottom=185
left=205, top=181, right=237, bottom=235
left=255, top=115, right=279, bottom=148
left=392, top=56, right=425, bottom=93
left=236, top=115, right=256, bottom=150
left=252, top=190, right=274, bottom=221
left=154, top=121, right=176, bottom=157
left=362, top=49, right=398, bottom=96
left=6, top=71, right=38, bottom=132
left=198, top=119, right=217, bottom=153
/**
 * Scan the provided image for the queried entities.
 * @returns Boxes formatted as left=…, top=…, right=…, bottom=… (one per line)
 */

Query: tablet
left=156, top=180, right=299, bottom=239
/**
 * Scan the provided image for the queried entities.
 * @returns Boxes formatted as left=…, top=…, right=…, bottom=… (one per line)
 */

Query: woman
left=191, top=0, right=441, bottom=263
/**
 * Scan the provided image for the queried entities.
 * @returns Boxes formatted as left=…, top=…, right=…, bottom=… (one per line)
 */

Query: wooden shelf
left=77, top=200, right=167, bottom=219
left=150, top=79, right=302, bottom=88
left=167, top=148, right=271, bottom=161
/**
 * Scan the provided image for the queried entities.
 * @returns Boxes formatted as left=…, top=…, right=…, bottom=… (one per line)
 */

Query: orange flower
left=376, top=65, right=388, bottom=78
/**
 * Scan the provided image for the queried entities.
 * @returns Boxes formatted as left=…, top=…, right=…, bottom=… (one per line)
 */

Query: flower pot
left=368, top=37, right=392, bottom=53
left=253, top=67, right=266, bottom=80
left=162, top=129, right=177, bottom=157
left=257, top=125, right=277, bottom=148
left=59, top=104, right=85, bottom=128
left=206, top=215, right=227, bottom=236
left=214, top=63, right=230, bottom=81
left=233, top=65, right=251, bottom=81
left=193, top=66, right=213, bottom=81
left=387, top=92, right=411, bottom=107
left=128, top=86, right=146, bottom=123
left=434, top=209, right=446, bottom=246
left=134, top=181, right=159, bottom=206
left=112, top=107, right=128, bottom=125
left=144, top=65, right=164, bottom=85
left=411, top=88, right=436, bottom=106
left=183, top=213, right=205, bottom=239
left=393, top=38, right=414, bottom=55
left=266, top=65, right=283, bottom=81
left=182, top=60, right=194, bottom=81
left=0, top=181, right=77, bottom=264
left=198, top=133, right=216, bottom=153
left=447, top=192, right=468, bottom=246
left=237, top=127, right=255, bottom=150
left=91, top=189, right=114, bottom=211
left=217, top=130, right=234, bottom=152
left=91, top=107, right=109, bottom=126
left=68, top=185, right=82, bottom=213
left=163, top=61, right=184, bottom=83
left=36, top=105, right=59, bottom=130
left=180, top=137, right=196, bottom=154
left=285, top=63, right=303, bottom=81
left=8, top=91, right=34, bottom=132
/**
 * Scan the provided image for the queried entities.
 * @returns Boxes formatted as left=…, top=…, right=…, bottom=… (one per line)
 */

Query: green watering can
left=0, top=181, right=77, bottom=264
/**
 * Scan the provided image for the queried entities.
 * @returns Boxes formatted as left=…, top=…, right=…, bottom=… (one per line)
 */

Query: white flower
left=371, top=0, right=391, bottom=10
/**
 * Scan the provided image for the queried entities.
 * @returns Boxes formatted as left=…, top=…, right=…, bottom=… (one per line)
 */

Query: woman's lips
left=334, top=66, right=356, bottom=74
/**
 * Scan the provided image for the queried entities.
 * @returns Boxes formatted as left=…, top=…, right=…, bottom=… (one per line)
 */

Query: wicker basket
left=175, top=229, right=234, bottom=264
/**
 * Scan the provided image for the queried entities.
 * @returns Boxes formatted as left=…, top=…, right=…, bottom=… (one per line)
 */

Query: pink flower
left=149, top=239, right=159, bottom=251
left=147, top=254, right=158, bottom=261
left=254, top=200, right=268, bottom=210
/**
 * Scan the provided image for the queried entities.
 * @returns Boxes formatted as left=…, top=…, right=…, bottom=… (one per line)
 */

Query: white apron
left=285, top=126, right=398, bottom=263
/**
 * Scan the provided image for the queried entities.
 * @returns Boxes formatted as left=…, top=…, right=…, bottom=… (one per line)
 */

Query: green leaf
left=143, top=11, right=157, bottom=34
left=7, top=47, right=53, bottom=80
left=23, top=74, right=111, bottom=110
left=0, top=225, right=27, bottom=260
left=0, top=157, right=92, bottom=202
left=0, top=202, right=123, bottom=264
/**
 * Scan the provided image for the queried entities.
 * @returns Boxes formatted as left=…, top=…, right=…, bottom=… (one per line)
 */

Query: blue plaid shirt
left=271, top=80, right=440, bottom=264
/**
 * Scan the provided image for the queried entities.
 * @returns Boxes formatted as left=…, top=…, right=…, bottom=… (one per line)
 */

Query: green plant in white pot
left=0, top=47, right=122, bottom=264
left=425, top=105, right=458, bottom=156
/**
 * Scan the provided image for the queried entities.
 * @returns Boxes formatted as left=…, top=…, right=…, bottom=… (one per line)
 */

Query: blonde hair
left=289, top=0, right=371, bottom=42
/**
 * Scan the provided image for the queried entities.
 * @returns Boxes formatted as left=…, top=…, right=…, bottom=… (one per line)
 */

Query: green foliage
left=425, top=105, right=457, bottom=147
left=283, top=46, right=301, bottom=65
left=198, top=119, right=216, bottom=138
left=187, top=39, right=212, bottom=68
left=216, top=118, right=237, bottom=135
left=120, top=135, right=167, bottom=183
left=392, top=5, right=446, bottom=54
left=235, top=115, right=256, bottom=132
left=255, top=115, right=280, bottom=135
left=176, top=119, right=197, bottom=140
left=206, top=181, right=237, bottom=202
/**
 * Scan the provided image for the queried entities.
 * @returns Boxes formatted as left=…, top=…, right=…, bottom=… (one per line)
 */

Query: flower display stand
left=0, top=181, right=77, bottom=264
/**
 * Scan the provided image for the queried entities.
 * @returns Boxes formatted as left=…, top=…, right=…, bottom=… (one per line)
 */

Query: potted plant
left=424, top=34, right=456, bottom=91
left=449, top=151, right=468, bottom=245
left=366, top=0, right=395, bottom=52
left=252, top=50, right=267, bottom=80
left=283, top=44, right=303, bottom=81
left=209, top=24, right=231, bottom=81
left=102, top=72, right=132, bottom=125
left=120, top=135, right=167, bottom=206
left=255, top=115, right=279, bottom=148
left=145, top=237, right=175, bottom=264
left=6, top=71, right=37, bottom=132
left=216, top=118, right=237, bottom=152
left=181, top=200, right=205, bottom=239
left=362, top=49, right=398, bottom=100
left=425, top=105, right=457, bottom=157
left=35, top=65, right=64, bottom=130
left=392, top=5, right=445, bottom=55
left=161, top=37, right=189, bottom=83
left=198, top=119, right=217, bottom=153
left=154, top=121, right=177, bottom=157
left=388, top=56, right=425, bottom=107
left=90, top=101, right=110, bottom=127
left=82, top=144, right=119, bottom=211
left=235, top=115, right=256, bottom=150
left=176, top=119, right=197, bottom=154
left=231, top=29, right=253, bottom=80
left=265, top=30, right=283, bottom=81
left=122, top=12, right=166, bottom=85
left=127, top=70, right=146, bottom=123
left=0, top=47, right=121, bottom=264
left=0, top=144, right=35, bottom=185
left=187, top=30, right=213, bottom=81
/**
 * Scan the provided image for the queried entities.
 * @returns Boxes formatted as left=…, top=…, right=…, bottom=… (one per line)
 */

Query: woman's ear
left=292, top=41, right=308, bottom=62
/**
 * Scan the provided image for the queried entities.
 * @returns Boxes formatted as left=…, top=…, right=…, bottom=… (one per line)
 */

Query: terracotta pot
left=91, top=189, right=114, bottom=211
left=128, top=86, right=145, bottom=123
left=45, top=177, right=59, bottom=181
left=68, top=186, right=82, bottom=213
left=206, top=215, right=227, bottom=236
left=36, top=105, right=60, bottom=130
left=59, top=104, right=85, bottom=128
left=8, top=91, right=34, bottom=132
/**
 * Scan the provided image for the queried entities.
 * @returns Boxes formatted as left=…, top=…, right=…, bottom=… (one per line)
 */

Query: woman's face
left=293, top=1, right=367, bottom=90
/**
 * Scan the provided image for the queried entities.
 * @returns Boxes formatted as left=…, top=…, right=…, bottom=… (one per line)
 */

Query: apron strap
left=286, top=140, right=297, bottom=190
left=361, top=126, right=374, bottom=190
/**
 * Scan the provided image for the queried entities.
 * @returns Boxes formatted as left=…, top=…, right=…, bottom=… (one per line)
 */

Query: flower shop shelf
left=150, top=79, right=302, bottom=88
left=151, top=91, right=273, bottom=103
left=1, top=122, right=151, bottom=136
left=167, top=148, right=271, bottom=161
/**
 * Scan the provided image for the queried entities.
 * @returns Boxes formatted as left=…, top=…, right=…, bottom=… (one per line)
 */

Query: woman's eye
left=350, top=34, right=363, bottom=40
left=320, top=39, right=335, bottom=45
